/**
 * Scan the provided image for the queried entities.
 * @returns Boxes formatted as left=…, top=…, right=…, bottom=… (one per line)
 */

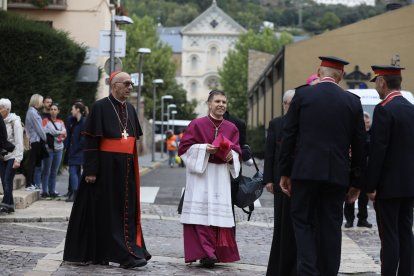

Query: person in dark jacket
left=65, top=102, right=86, bottom=202
left=263, top=89, right=296, bottom=276
left=366, top=65, right=414, bottom=276
left=344, top=111, right=373, bottom=228
left=279, top=56, right=366, bottom=275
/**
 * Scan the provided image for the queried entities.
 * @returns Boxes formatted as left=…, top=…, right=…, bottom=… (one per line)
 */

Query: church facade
left=178, top=1, right=246, bottom=116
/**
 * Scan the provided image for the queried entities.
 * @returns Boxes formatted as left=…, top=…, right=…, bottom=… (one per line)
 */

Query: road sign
left=104, top=57, right=123, bottom=75
left=99, top=30, right=126, bottom=57
left=130, top=73, right=144, bottom=87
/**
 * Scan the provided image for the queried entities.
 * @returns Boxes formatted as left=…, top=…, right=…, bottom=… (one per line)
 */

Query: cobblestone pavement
left=0, top=156, right=384, bottom=275
left=0, top=203, right=382, bottom=276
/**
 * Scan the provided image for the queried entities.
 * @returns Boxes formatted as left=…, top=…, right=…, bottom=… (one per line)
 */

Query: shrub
left=0, top=11, right=88, bottom=119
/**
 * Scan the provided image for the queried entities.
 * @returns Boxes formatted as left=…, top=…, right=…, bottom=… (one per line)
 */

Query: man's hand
left=206, top=144, right=218, bottom=154
left=85, top=175, right=96, bottom=184
left=367, top=191, right=376, bottom=202
left=346, top=187, right=360, bottom=204
left=225, top=151, right=233, bottom=163
left=265, top=182, right=274, bottom=194
left=279, top=176, right=292, bottom=197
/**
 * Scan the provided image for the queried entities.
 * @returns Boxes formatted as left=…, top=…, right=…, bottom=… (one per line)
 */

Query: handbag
left=234, top=155, right=264, bottom=209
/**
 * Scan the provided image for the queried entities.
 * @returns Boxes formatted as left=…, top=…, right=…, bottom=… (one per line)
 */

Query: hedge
left=0, top=11, right=97, bottom=119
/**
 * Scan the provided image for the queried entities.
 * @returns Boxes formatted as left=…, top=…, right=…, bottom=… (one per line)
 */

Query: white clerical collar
left=209, top=113, right=222, bottom=120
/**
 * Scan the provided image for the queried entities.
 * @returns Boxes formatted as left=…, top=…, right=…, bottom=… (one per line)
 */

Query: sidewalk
left=0, top=153, right=381, bottom=275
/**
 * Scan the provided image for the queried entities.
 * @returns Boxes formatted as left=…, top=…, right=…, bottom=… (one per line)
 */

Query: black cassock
left=263, top=116, right=296, bottom=276
left=64, top=94, right=151, bottom=264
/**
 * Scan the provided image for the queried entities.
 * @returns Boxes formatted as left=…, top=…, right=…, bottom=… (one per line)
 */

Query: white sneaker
left=34, top=185, right=41, bottom=191
left=25, top=185, right=36, bottom=191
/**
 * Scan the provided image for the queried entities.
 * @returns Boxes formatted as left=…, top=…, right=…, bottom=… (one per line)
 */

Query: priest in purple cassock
left=178, top=90, right=241, bottom=268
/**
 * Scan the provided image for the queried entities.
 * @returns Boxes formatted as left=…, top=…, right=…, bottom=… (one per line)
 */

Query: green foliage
left=121, top=15, right=197, bottom=120
left=319, top=12, right=341, bottom=30
left=219, top=28, right=293, bottom=121
left=124, top=0, right=389, bottom=34
left=247, top=125, right=265, bottom=159
left=0, top=11, right=88, bottom=120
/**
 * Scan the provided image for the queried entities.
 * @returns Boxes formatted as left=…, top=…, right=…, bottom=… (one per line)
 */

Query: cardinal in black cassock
left=63, top=72, right=150, bottom=268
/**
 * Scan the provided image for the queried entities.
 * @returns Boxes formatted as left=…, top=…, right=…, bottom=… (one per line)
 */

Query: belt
left=99, top=137, right=135, bottom=154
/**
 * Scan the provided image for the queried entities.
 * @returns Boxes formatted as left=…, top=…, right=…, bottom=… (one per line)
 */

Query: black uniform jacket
left=279, top=81, right=366, bottom=188
left=366, top=95, right=414, bottom=199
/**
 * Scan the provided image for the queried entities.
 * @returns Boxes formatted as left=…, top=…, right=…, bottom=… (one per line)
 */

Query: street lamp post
left=171, top=110, right=177, bottom=134
left=167, top=104, right=177, bottom=132
left=136, top=48, right=151, bottom=113
left=160, top=95, right=173, bottom=158
left=108, top=11, right=133, bottom=93
left=151, top=79, right=164, bottom=162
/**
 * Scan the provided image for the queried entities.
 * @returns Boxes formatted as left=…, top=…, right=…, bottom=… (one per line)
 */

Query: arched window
left=191, top=55, right=198, bottom=71
left=190, top=81, right=197, bottom=94
left=206, top=77, right=219, bottom=90
left=208, top=45, right=220, bottom=67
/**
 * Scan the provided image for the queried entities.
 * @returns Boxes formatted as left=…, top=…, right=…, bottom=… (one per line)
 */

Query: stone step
left=0, top=174, right=26, bottom=194
left=0, top=188, right=39, bottom=209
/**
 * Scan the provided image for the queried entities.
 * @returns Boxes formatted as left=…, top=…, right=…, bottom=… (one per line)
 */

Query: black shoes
left=344, top=221, right=353, bottom=228
left=40, top=193, right=49, bottom=198
left=357, top=220, right=373, bottom=228
left=120, top=258, right=147, bottom=269
left=199, top=257, right=218, bottom=268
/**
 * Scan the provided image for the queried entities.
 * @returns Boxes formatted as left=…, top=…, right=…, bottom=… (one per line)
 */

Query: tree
left=219, top=28, right=293, bottom=121
left=319, top=11, right=341, bottom=30
left=122, top=15, right=197, bottom=120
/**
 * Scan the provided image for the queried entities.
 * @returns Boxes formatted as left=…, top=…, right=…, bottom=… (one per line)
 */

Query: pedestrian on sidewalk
left=344, top=111, right=372, bottom=229
left=64, top=102, right=86, bottom=202
left=25, top=94, right=47, bottom=192
left=41, top=103, right=66, bottom=198
left=64, top=71, right=150, bottom=268
left=279, top=56, right=366, bottom=275
left=263, top=89, right=296, bottom=276
left=0, top=98, right=23, bottom=214
left=165, top=130, right=177, bottom=168
left=178, top=90, right=241, bottom=268
left=366, top=65, right=414, bottom=276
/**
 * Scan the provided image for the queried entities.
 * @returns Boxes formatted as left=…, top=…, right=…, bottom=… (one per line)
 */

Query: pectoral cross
left=214, top=127, right=219, bottom=138
left=122, top=129, right=129, bottom=140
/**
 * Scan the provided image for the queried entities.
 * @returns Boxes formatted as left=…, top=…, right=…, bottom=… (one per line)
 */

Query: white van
left=154, top=119, right=191, bottom=142
left=348, top=89, right=414, bottom=118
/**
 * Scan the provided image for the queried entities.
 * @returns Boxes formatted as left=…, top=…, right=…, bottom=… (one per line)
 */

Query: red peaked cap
left=370, top=65, right=405, bottom=82
left=319, top=56, right=349, bottom=71
left=109, top=71, right=122, bottom=82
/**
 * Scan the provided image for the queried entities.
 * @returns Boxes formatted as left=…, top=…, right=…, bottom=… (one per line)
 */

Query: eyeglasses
left=114, top=81, right=134, bottom=87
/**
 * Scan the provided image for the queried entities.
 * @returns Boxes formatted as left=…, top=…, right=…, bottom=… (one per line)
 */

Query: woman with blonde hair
left=25, top=94, right=47, bottom=191
left=0, top=98, right=24, bottom=213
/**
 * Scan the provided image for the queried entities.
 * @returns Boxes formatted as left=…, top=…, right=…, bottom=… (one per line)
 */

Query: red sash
left=99, top=137, right=143, bottom=248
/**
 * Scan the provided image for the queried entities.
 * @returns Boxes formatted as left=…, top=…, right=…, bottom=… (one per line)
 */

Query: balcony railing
left=8, top=0, right=67, bottom=10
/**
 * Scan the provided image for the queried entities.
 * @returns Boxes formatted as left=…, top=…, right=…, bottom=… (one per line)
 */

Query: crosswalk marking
left=140, top=187, right=160, bottom=203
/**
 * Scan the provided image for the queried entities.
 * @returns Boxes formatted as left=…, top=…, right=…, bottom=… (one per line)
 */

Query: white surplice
left=180, top=144, right=240, bottom=228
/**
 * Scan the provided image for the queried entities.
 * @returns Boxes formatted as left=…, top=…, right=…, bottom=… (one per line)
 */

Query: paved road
left=0, top=155, right=383, bottom=275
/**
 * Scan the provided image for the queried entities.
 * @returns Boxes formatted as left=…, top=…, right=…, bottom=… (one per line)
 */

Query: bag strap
left=241, top=204, right=254, bottom=221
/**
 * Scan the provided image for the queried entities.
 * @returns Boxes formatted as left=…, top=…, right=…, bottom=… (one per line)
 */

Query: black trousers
left=375, top=198, right=414, bottom=276
left=344, top=192, right=369, bottom=222
left=290, top=180, right=346, bottom=276
left=26, top=142, right=44, bottom=187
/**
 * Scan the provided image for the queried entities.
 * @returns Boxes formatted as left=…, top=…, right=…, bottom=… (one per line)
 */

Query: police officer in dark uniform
left=366, top=65, right=414, bottom=276
left=279, top=56, right=366, bottom=276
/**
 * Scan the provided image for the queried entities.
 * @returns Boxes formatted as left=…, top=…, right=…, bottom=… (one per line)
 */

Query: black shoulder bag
left=233, top=155, right=264, bottom=220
